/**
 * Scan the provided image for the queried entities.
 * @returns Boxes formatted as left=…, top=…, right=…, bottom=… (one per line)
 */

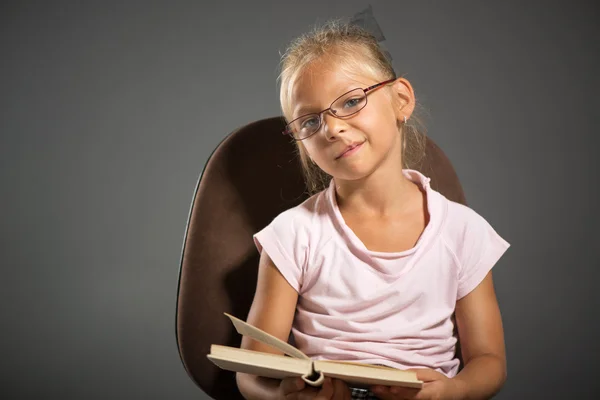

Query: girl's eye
left=344, top=97, right=362, bottom=108
left=301, top=116, right=319, bottom=129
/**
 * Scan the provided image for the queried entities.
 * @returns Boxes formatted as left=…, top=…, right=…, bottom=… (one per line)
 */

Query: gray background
left=1, top=1, right=598, bottom=399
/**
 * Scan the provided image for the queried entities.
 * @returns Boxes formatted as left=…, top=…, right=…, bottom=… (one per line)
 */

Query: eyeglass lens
left=288, top=88, right=367, bottom=139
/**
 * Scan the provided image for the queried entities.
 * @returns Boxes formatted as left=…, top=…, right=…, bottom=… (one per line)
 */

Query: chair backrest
left=175, top=116, right=467, bottom=400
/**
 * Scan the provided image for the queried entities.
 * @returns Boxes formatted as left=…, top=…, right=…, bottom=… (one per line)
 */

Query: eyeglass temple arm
left=364, top=78, right=396, bottom=93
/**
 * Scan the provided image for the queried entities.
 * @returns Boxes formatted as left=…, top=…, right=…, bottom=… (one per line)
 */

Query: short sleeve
left=456, top=211, right=510, bottom=300
left=253, top=210, right=309, bottom=294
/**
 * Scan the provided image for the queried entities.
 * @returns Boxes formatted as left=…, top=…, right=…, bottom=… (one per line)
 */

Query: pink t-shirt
left=253, top=169, right=509, bottom=377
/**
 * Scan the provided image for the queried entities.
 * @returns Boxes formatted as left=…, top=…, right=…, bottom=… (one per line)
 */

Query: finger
left=331, top=379, right=350, bottom=400
left=294, top=386, right=319, bottom=400
left=393, top=382, right=437, bottom=400
left=281, top=377, right=306, bottom=394
left=315, top=378, right=334, bottom=400
left=372, top=385, right=420, bottom=400
left=370, top=386, right=393, bottom=400
left=410, top=382, right=437, bottom=400
left=407, top=368, right=444, bottom=382
left=390, top=385, right=420, bottom=399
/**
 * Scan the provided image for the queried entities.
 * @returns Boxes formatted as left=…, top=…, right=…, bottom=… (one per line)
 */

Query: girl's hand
left=370, top=368, right=463, bottom=400
left=279, top=377, right=352, bottom=400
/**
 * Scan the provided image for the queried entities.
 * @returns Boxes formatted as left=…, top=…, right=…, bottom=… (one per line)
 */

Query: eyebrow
left=292, top=105, right=318, bottom=119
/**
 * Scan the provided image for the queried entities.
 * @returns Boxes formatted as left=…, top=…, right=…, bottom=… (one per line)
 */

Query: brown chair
left=175, top=116, right=467, bottom=400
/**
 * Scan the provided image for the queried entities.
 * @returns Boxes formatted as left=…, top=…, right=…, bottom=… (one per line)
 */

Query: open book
left=206, top=313, right=423, bottom=389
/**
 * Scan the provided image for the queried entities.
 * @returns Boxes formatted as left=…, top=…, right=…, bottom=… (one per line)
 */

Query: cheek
left=359, top=109, right=399, bottom=145
left=301, top=142, right=317, bottom=159
left=302, top=139, right=339, bottom=175
left=302, top=138, right=327, bottom=161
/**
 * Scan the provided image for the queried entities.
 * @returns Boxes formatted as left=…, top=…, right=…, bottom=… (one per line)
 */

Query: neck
left=334, top=156, right=418, bottom=218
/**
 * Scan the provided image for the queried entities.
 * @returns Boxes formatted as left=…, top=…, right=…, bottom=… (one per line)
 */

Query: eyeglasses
left=282, top=78, right=396, bottom=141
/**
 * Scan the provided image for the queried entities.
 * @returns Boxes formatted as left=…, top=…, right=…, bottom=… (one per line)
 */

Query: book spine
left=302, top=362, right=325, bottom=387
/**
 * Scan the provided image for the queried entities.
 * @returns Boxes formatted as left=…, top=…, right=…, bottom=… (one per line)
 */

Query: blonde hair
left=278, top=19, right=427, bottom=195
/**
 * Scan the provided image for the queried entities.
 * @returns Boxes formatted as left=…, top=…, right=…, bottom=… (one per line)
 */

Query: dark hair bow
left=350, top=5, right=393, bottom=64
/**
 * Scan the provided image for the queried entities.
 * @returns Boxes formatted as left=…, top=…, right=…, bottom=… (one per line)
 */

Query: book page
left=208, top=344, right=325, bottom=387
left=224, top=313, right=310, bottom=360
left=313, top=360, right=422, bottom=389
left=322, top=360, right=405, bottom=371
left=208, top=345, right=309, bottom=375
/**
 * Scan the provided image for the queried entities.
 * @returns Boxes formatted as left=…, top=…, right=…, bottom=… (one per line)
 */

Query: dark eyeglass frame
left=282, top=78, right=396, bottom=140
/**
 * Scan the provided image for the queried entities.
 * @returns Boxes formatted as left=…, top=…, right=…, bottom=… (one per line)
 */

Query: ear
left=390, top=77, right=416, bottom=121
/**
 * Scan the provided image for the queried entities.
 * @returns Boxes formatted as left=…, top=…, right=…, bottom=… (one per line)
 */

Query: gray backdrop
left=1, top=1, right=598, bottom=399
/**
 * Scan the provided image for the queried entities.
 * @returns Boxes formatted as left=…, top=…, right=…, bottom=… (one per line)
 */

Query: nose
left=321, top=111, right=346, bottom=141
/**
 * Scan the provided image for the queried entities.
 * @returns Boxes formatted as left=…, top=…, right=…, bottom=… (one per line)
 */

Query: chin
left=328, top=163, right=377, bottom=182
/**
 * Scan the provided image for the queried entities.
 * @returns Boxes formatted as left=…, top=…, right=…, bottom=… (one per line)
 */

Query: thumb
left=280, top=377, right=305, bottom=394
left=407, top=368, right=443, bottom=382
left=315, top=378, right=334, bottom=399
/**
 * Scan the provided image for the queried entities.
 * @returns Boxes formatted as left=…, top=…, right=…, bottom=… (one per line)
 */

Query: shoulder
left=441, top=198, right=510, bottom=256
left=253, top=187, right=332, bottom=255
left=438, top=197, right=510, bottom=298
left=252, top=188, right=331, bottom=293
left=265, top=188, right=329, bottom=233
left=437, top=192, right=510, bottom=257
left=442, top=199, right=492, bottom=241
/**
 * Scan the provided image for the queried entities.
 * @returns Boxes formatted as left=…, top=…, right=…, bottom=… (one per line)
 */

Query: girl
left=236, top=20, right=509, bottom=400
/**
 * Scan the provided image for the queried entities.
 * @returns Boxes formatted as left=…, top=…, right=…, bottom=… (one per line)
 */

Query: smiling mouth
left=336, top=141, right=365, bottom=159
